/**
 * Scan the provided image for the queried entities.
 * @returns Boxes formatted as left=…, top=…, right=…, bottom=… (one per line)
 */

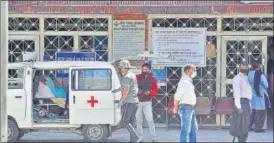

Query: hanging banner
left=152, top=28, right=207, bottom=67
left=113, top=20, right=145, bottom=60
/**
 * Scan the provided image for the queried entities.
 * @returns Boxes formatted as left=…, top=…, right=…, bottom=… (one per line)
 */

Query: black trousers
left=237, top=98, right=251, bottom=143
left=121, top=103, right=139, bottom=141
left=250, top=109, right=266, bottom=131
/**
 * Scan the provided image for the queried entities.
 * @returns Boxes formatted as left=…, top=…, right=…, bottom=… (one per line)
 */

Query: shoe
left=254, top=129, right=265, bottom=133
left=132, top=137, right=142, bottom=143
left=152, top=140, right=158, bottom=143
left=136, top=138, right=142, bottom=142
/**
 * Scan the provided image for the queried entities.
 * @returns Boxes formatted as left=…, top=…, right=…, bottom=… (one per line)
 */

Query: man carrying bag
left=230, top=62, right=252, bottom=142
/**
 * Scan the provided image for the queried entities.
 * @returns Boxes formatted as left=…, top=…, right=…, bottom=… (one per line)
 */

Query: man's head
left=119, top=60, right=131, bottom=74
left=239, top=62, right=249, bottom=74
left=251, top=60, right=261, bottom=70
left=142, top=63, right=151, bottom=75
left=184, top=65, right=197, bottom=78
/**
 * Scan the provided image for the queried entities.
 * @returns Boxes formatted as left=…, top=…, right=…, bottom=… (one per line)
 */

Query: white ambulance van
left=7, top=61, right=123, bottom=142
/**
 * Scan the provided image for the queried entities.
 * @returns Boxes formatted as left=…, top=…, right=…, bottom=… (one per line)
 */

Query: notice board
left=113, top=20, right=145, bottom=59
left=152, top=28, right=207, bottom=67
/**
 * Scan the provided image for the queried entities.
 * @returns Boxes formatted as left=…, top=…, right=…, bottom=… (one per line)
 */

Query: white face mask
left=191, top=71, right=197, bottom=78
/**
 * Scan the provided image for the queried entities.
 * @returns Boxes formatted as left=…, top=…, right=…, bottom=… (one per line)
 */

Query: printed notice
left=113, top=20, right=145, bottom=60
left=152, top=28, right=206, bottom=67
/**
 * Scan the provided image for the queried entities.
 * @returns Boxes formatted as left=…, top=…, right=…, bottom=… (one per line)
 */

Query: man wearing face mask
left=136, top=63, right=158, bottom=142
left=118, top=60, right=141, bottom=142
left=232, top=62, right=252, bottom=142
left=173, top=65, right=198, bottom=142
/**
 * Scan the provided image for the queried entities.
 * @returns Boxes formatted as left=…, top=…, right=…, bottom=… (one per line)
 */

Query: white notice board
left=152, top=28, right=207, bottom=67
left=113, top=20, right=145, bottom=60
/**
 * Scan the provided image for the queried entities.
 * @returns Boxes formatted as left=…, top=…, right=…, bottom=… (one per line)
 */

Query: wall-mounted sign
left=151, top=65, right=167, bottom=87
left=113, top=20, right=145, bottom=60
left=152, top=28, right=207, bottom=67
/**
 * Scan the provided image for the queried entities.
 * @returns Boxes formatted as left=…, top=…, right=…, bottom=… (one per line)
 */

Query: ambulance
left=7, top=52, right=161, bottom=142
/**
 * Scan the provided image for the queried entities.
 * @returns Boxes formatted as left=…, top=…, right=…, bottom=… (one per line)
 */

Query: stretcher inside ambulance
left=7, top=61, right=123, bottom=142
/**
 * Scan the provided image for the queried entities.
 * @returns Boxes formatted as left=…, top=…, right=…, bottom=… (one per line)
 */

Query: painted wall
left=8, top=1, right=273, bottom=14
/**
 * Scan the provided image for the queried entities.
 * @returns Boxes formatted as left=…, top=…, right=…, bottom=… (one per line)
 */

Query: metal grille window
left=222, top=17, right=274, bottom=31
left=8, top=40, right=35, bottom=63
left=44, top=36, right=74, bottom=60
left=79, top=36, right=108, bottom=61
left=152, top=18, right=217, bottom=31
left=44, top=18, right=108, bottom=31
left=8, top=17, right=39, bottom=31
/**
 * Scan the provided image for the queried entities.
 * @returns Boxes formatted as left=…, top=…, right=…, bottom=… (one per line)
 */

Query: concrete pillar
left=0, top=1, right=9, bottom=142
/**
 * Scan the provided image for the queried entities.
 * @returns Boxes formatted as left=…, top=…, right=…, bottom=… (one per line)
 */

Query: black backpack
left=229, top=109, right=245, bottom=142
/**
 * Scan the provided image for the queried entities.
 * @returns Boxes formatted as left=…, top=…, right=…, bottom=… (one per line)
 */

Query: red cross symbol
left=87, top=96, right=98, bottom=108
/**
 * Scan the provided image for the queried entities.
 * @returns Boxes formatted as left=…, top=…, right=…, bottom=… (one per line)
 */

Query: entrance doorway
left=221, top=36, right=268, bottom=126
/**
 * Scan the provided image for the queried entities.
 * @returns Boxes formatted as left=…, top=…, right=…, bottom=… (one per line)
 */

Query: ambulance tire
left=18, top=131, right=25, bottom=140
left=8, top=119, right=20, bottom=142
left=82, top=124, right=108, bottom=142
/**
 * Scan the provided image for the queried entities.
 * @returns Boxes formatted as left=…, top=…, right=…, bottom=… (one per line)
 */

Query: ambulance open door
left=69, top=67, right=115, bottom=124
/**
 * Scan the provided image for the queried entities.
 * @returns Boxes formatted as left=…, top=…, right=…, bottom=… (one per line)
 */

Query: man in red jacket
left=136, top=63, right=158, bottom=142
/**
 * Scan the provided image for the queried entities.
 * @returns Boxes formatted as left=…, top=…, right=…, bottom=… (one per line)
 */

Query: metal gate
left=221, top=36, right=268, bottom=126
left=148, top=15, right=219, bottom=127
left=148, top=14, right=273, bottom=127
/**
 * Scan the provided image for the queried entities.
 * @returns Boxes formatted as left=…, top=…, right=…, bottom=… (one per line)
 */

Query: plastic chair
left=195, top=97, right=212, bottom=127
left=213, top=97, right=234, bottom=128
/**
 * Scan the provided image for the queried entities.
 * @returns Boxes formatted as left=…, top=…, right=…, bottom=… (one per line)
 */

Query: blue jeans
left=178, top=104, right=198, bottom=142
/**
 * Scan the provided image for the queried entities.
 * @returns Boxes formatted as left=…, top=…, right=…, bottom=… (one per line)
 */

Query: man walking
left=232, top=62, right=252, bottom=142
left=136, top=63, right=158, bottom=142
left=173, top=65, right=198, bottom=142
left=118, top=60, right=141, bottom=142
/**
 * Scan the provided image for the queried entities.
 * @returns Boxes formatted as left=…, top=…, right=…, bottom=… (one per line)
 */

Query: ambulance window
left=8, top=69, right=24, bottom=89
left=75, top=69, right=112, bottom=90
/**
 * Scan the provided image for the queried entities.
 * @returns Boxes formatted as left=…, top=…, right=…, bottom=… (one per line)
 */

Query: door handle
left=15, top=96, right=22, bottom=99
left=114, top=100, right=119, bottom=103
left=73, top=95, right=76, bottom=104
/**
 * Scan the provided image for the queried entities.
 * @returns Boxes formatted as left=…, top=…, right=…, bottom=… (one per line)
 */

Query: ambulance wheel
left=8, top=119, right=19, bottom=142
left=82, top=124, right=108, bottom=142
left=18, top=131, right=25, bottom=139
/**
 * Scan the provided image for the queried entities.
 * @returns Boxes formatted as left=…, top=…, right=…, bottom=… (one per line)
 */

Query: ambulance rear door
left=69, top=67, right=115, bottom=125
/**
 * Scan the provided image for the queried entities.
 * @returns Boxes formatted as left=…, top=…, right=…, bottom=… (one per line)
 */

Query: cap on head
left=119, top=60, right=131, bottom=69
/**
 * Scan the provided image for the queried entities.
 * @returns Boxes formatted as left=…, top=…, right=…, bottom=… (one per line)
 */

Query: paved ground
left=20, top=128, right=273, bottom=142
